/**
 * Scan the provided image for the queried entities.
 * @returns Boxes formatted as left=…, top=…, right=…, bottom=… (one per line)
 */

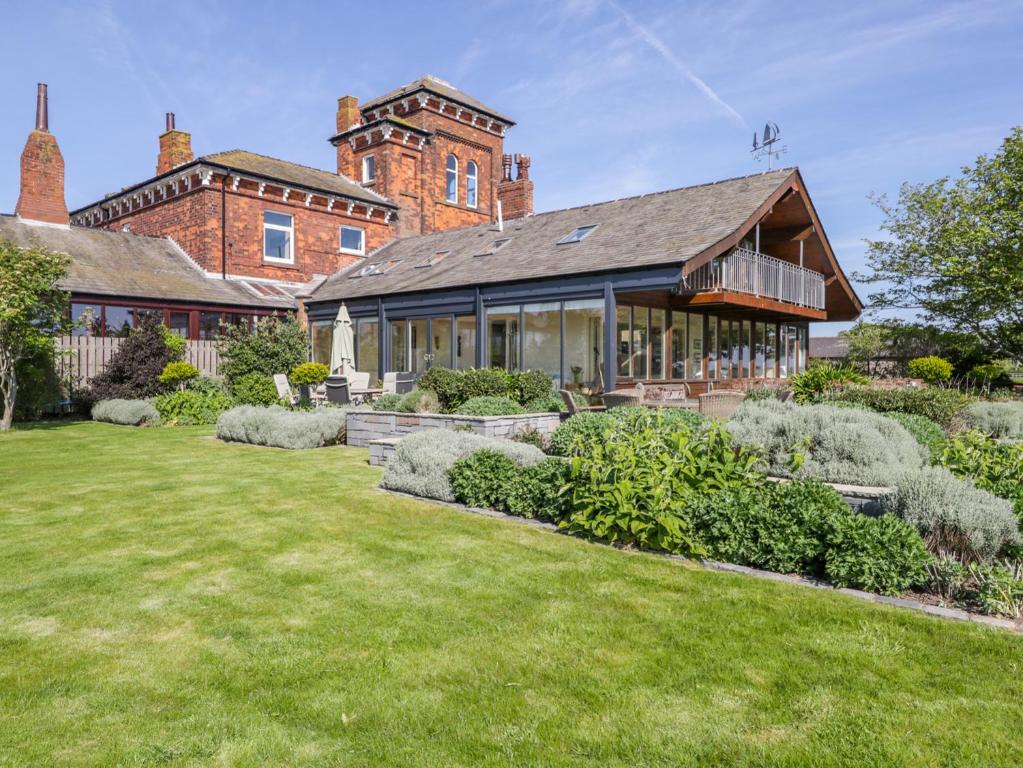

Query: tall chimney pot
left=35, top=83, right=48, bottom=132
left=165, top=112, right=175, bottom=132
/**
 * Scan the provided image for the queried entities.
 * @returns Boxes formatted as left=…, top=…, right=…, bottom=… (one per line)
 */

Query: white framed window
left=445, top=154, right=458, bottom=203
left=466, top=160, right=478, bottom=209
left=340, top=225, right=365, bottom=255
left=362, top=155, right=376, bottom=183
left=263, top=210, right=294, bottom=263
left=557, top=225, right=597, bottom=244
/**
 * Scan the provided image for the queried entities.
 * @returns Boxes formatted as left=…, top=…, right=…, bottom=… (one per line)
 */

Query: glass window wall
left=523, top=302, right=562, bottom=385
left=431, top=317, right=452, bottom=369
left=650, top=308, right=665, bottom=380
left=390, top=320, right=407, bottom=372
left=168, top=311, right=190, bottom=338
left=487, top=306, right=519, bottom=371
left=670, top=311, right=686, bottom=379
left=455, top=316, right=476, bottom=369
left=311, top=321, right=332, bottom=367
left=616, top=306, right=631, bottom=377
left=71, top=303, right=102, bottom=337
left=409, top=319, right=428, bottom=374
left=741, top=320, right=752, bottom=378
left=631, top=307, right=648, bottom=379
left=564, top=300, right=603, bottom=391
left=357, top=318, right=379, bottom=381
left=765, top=323, right=777, bottom=378
left=688, top=313, right=704, bottom=379
left=706, top=315, right=718, bottom=379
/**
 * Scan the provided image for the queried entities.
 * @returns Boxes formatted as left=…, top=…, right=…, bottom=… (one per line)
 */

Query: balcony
left=679, top=247, right=826, bottom=311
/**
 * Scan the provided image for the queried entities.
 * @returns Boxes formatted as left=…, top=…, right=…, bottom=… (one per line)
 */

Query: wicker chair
left=697, top=390, right=746, bottom=420
left=602, top=389, right=645, bottom=409
left=559, top=389, right=605, bottom=415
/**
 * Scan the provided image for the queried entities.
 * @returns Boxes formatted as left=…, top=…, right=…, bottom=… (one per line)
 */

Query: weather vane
left=751, top=122, right=787, bottom=170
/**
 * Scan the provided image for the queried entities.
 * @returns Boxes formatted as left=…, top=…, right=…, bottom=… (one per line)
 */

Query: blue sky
left=2, top=0, right=1021, bottom=334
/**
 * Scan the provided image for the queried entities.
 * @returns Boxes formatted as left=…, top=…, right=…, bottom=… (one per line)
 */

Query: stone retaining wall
left=347, top=410, right=563, bottom=448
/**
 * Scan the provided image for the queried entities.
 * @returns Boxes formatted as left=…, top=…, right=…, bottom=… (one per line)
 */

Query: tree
left=0, top=239, right=70, bottom=431
left=88, top=317, right=181, bottom=401
left=838, top=322, right=891, bottom=375
left=857, top=127, right=1023, bottom=361
left=216, top=314, right=306, bottom=384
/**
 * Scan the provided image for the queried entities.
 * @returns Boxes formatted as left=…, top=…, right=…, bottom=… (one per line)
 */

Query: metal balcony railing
left=680, top=247, right=826, bottom=310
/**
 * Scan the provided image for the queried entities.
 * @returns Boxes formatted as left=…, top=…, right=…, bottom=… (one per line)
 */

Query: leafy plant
left=908, top=356, right=954, bottom=384
left=418, top=366, right=466, bottom=410
left=372, top=392, right=403, bottom=411
left=449, top=449, right=519, bottom=509
left=92, top=399, right=160, bottom=426
left=937, top=430, right=1023, bottom=516
left=547, top=407, right=707, bottom=457
left=505, top=458, right=571, bottom=520
left=727, top=399, right=927, bottom=487
left=789, top=361, right=868, bottom=404
left=216, top=314, right=305, bottom=385
left=823, top=513, right=929, bottom=596
left=232, top=372, right=281, bottom=407
left=161, top=326, right=187, bottom=360
left=829, top=386, right=972, bottom=427
left=216, top=405, right=352, bottom=449
left=158, top=361, right=200, bottom=390
left=88, top=317, right=179, bottom=402
left=967, top=362, right=1012, bottom=388
left=289, top=362, right=329, bottom=386
left=511, top=426, right=546, bottom=450
left=153, top=389, right=233, bottom=425
left=925, top=555, right=969, bottom=603
left=507, top=369, right=555, bottom=405
left=885, top=465, right=1019, bottom=562
left=187, top=376, right=229, bottom=396
left=397, top=388, right=441, bottom=414
left=454, top=396, right=525, bottom=416
left=0, top=238, right=70, bottom=429
left=883, top=412, right=946, bottom=458
left=458, top=368, right=510, bottom=402
left=969, top=560, right=1023, bottom=619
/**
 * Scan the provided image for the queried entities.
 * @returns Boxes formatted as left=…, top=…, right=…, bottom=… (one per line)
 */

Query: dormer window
left=445, top=154, right=458, bottom=203
left=416, top=250, right=449, bottom=268
left=466, top=160, right=478, bottom=209
left=475, top=238, right=512, bottom=257
left=557, top=225, right=597, bottom=244
left=362, top=155, right=376, bottom=183
left=349, top=258, right=402, bottom=279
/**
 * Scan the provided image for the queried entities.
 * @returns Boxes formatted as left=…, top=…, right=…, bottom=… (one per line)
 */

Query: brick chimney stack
left=15, top=83, right=69, bottom=225
left=497, top=153, right=534, bottom=220
left=336, top=96, right=360, bottom=134
left=156, top=112, right=193, bottom=175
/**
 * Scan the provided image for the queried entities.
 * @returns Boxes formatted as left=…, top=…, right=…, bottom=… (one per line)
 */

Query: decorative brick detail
left=15, top=130, right=68, bottom=225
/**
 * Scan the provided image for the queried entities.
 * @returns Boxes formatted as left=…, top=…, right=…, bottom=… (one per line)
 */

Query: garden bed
left=346, top=410, right=562, bottom=448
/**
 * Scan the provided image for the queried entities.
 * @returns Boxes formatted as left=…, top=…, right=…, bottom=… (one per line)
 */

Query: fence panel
left=55, top=336, right=219, bottom=388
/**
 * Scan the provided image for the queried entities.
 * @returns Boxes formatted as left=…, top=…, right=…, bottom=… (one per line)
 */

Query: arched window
left=445, top=154, right=458, bottom=203
left=466, top=160, right=478, bottom=209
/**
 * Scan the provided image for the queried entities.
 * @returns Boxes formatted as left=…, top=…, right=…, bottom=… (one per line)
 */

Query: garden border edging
left=347, top=410, right=563, bottom=447
left=380, top=488, right=1021, bottom=634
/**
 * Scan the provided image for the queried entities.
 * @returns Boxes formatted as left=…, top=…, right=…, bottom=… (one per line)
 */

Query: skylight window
left=474, top=238, right=512, bottom=257
left=557, top=225, right=597, bottom=244
left=416, top=250, right=450, bottom=268
left=349, top=258, right=402, bottom=278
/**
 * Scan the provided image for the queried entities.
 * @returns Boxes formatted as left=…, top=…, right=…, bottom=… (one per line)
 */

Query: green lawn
left=1, top=423, right=1021, bottom=767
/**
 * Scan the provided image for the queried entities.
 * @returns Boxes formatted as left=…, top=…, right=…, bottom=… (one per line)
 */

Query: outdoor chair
left=602, top=389, right=645, bottom=409
left=697, top=390, right=746, bottom=420
left=324, top=375, right=351, bottom=405
left=273, top=373, right=298, bottom=406
left=395, top=372, right=417, bottom=395
left=382, top=372, right=398, bottom=395
left=559, top=389, right=605, bottom=415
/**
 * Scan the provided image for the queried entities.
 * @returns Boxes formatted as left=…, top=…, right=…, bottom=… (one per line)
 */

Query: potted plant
left=289, top=362, right=330, bottom=402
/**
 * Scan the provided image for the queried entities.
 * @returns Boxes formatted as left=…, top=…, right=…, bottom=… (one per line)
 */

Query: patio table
left=351, top=387, right=384, bottom=403
left=642, top=400, right=699, bottom=410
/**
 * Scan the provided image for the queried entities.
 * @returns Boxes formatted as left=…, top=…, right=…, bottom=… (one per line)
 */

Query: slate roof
left=311, top=168, right=795, bottom=302
left=71, top=149, right=395, bottom=214
left=0, top=215, right=296, bottom=309
left=361, top=75, right=515, bottom=125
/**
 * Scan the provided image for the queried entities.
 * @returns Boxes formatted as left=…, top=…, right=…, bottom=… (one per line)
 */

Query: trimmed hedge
left=381, top=429, right=545, bottom=502
left=828, top=386, right=972, bottom=427
left=92, top=399, right=160, bottom=426
left=454, top=396, right=526, bottom=416
left=216, top=405, right=350, bottom=449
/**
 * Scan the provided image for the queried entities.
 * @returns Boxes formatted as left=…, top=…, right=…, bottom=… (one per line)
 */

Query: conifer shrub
left=381, top=429, right=545, bottom=502
left=216, top=405, right=350, bottom=449
left=289, top=362, right=329, bottom=386
left=157, top=361, right=200, bottom=390
left=92, top=399, right=160, bottom=426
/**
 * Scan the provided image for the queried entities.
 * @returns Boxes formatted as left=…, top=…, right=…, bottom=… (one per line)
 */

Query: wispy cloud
left=606, top=0, right=750, bottom=130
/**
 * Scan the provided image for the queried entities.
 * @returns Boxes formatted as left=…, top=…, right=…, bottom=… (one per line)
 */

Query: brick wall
left=15, top=130, right=69, bottom=224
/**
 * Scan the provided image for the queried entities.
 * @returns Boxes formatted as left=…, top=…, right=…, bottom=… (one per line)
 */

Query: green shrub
left=610, top=406, right=707, bottom=434
left=397, top=388, right=441, bottom=414
left=454, top=396, right=526, bottom=416
left=458, top=368, right=510, bottom=402
left=548, top=411, right=614, bottom=457
left=161, top=326, right=187, bottom=360
left=92, top=399, right=160, bottom=426
left=417, top=366, right=465, bottom=410
left=508, top=369, right=555, bottom=405
left=727, top=400, right=927, bottom=487
left=962, top=401, right=1023, bottom=439
left=88, top=317, right=177, bottom=401
left=13, top=342, right=62, bottom=421
left=372, top=392, right=404, bottom=411
left=153, top=389, right=233, bottom=425
left=690, top=480, right=847, bottom=575
left=505, top=458, right=571, bottom=520
left=216, top=405, right=352, bottom=449
left=967, top=362, right=1012, bottom=387
left=883, top=412, right=946, bottom=458
left=937, top=430, right=1023, bottom=516
left=908, top=356, right=954, bottom=384
left=790, top=362, right=868, bottom=404
left=381, top=429, right=545, bottom=502
left=969, top=560, right=1023, bottom=619
left=924, top=556, right=969, bottom=602
left=523, top=391, right=569, bottom=413
left=824, top=513, right=929, bottom=596
left=232, top=372, right=281, bottom=406
left=885, top=465, right=1019, bottom=562
left=511, top=426, right=546, bottom=450
left=289, top=362, right=329, bottom=386
left=187, top=376, right=228, bottom=396
left=829, top=386, right=972, bottom=427
left=216, top=315, right=306, bottom=385
left=157, top=361, right=200, bottom=390
left=449, top=449, right=520, bottom=509
left=548, top=407, right=708, bottom=457
left=561, top=421, right=761, bottom=555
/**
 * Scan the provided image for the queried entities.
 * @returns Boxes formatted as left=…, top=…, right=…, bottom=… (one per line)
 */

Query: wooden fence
left=56, top=336, right=220, bottom=388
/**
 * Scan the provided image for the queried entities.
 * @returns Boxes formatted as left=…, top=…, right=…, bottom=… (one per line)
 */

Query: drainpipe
left=603, top=280, right=616, bottom=393
left=221, top=175, right=228, bottom=278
